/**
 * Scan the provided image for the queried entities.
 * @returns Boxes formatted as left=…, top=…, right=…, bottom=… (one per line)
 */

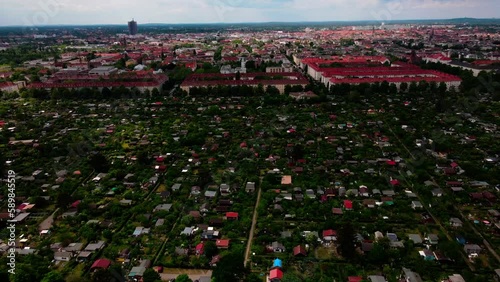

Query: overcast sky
left=0, top=0, right=498, bottom=26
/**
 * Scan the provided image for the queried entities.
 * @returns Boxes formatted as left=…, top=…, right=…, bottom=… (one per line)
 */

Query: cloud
left=0, top=0, right=498, bottom=25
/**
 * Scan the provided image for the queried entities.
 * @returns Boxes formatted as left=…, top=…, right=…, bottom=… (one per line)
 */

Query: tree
left=266, top=85, right=280, bottom=96
left=152, top=88, right=160, bottom=96
left=56, top=191, right=72, bottom=208
left=438, top=82, right=447, bottom=94
left=212, top=250, right=246, bottom=282
left=245, top=60, right=256, bottom=70
left=88, top=153, right=110, bottom=173
left=204, top=241, right=218, bottom=259
left=400, top=82, right=408, bottom=92
left=143, top=268, right=161, bottom=282
left=282, top=273, right=302, bottom=282
left=389, top=83, right=398, bottom=94
left=409, top=82, right=418, bottom=93
left=347, top=90, right=360, bottom=103
left=91, top=269, right=114, bottom=282
left=380, top=80, right=390, bottom=93
left=306, top=232, right=319, bottom=247
left=102, top=87, right=112, bottom=97
left=366, top=240, right=390, bottom=265
left=80, top=224, right=98, bottom=242
left=41, top=271, right=64, bottom=282
left=418, top=80, right=429, bottom=92
left=245, top=273, right=264, bottom=282
left=175, top=274, right=192, bottom=282
left=337, top=222, right=357, bottom=261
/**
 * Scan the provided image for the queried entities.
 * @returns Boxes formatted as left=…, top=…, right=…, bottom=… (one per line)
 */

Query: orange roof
left=216, top=239, right=230, bottom=248
left=281, top=175, right=292, bottom=185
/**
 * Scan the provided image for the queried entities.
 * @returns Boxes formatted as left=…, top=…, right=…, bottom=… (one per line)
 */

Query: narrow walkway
left=38, top=208, right=58, bottom=231
left=244, top=177, right=263, bottom=268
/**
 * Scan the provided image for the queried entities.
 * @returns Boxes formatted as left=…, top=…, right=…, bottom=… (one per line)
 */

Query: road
left=244, top=177, right=263, bottom=268
left=38, top=208, right=58, bottom=231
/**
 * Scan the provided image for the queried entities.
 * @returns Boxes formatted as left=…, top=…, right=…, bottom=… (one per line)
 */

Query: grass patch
left=315, top=246, right=336, bottom=260
left=157, top=184, right=167, bottom=193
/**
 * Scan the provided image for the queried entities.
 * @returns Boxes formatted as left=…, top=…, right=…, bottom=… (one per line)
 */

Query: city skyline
left=0, top=0, right=499, bottom=26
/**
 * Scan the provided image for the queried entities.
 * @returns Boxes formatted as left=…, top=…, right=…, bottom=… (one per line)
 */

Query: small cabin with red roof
left=344, top=200, right=353, bottom=210
left=91, top=258, right=111, bottom=271
left=216, top=239, right=230, bottom=249
left=293, top=245, right=307, bottom=257
left=195, top=243, right=204, bottom=255
left=225, top=212, right=239, bottom=220
left=269, top=268, right=284, bottom=281
left=322, top=229, right=337, bottom=242
left=71, top=200, right=81, bottom=209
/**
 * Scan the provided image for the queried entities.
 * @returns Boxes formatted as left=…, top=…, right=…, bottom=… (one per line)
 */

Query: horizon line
left=1, top=17, right=499, bottom=28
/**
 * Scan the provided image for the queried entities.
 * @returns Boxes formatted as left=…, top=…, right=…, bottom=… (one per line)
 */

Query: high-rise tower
left=128, top=19, right=138, bottom=35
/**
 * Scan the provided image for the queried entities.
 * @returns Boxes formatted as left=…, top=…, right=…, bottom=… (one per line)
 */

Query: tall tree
left=175, top=274, right=193, bottom=282
left=142, top=269, right=161, bottom=282
left=204, top=241, right=218, bottom=259
left=212, top=250, right=246, bottom=282
left=88, top=153, right=110, bottom=173
left=337, top=222, right=357, bottom=261
left=400, top=82, right=408, bottom=92
left=91, top=269, right=114, bottom=282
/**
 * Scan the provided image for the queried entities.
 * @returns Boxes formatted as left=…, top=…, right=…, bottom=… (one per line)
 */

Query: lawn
left=315, top=246, right=337, bottom=260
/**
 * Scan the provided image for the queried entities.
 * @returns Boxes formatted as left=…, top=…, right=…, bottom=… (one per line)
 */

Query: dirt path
left=244, top=177, right=263, bottom=268
left=38, top=208, right=58, bottom=231
left=159, top=268, right=212, bottom=281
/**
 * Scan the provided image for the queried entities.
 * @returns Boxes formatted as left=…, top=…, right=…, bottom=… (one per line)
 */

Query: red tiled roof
left=344, top=200, right=353, bottom=209
left=71, top=200, right=81, bottom=208
left=226, top=212, right=239, bottom=219
left=0, top=82, right=16, bottom=88
left=390, top=179, right=400, bottom=186
left=424, top=53, right=451, bottom=61
left=472, top=60, right=496, bottom=66
left=269, top=269, right=283, bottom=280
left=332, top=207, right=343, bottom=214
left=329, top=75, right=460, bottom=84
left=216, top=239, right=230, bottom=248
left=196, top=243, right=204, bottom=255
left=293, top=245, right=307, bottom=256
left=323, top=229, right=337, bottom=238
left=27, top=75, right=168, bottom=90
left=91, top=258, right=111, bottom=269
left=222, top=56, right=238, bottom=61
left=181, top=72, right=308, bottom=89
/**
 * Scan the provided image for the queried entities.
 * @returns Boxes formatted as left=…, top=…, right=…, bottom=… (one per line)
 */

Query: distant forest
left=1, top=18, right=500, bottom=36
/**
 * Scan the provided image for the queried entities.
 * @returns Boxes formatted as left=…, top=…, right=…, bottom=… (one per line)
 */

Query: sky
left=0, top=0, right=499, bottom=26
